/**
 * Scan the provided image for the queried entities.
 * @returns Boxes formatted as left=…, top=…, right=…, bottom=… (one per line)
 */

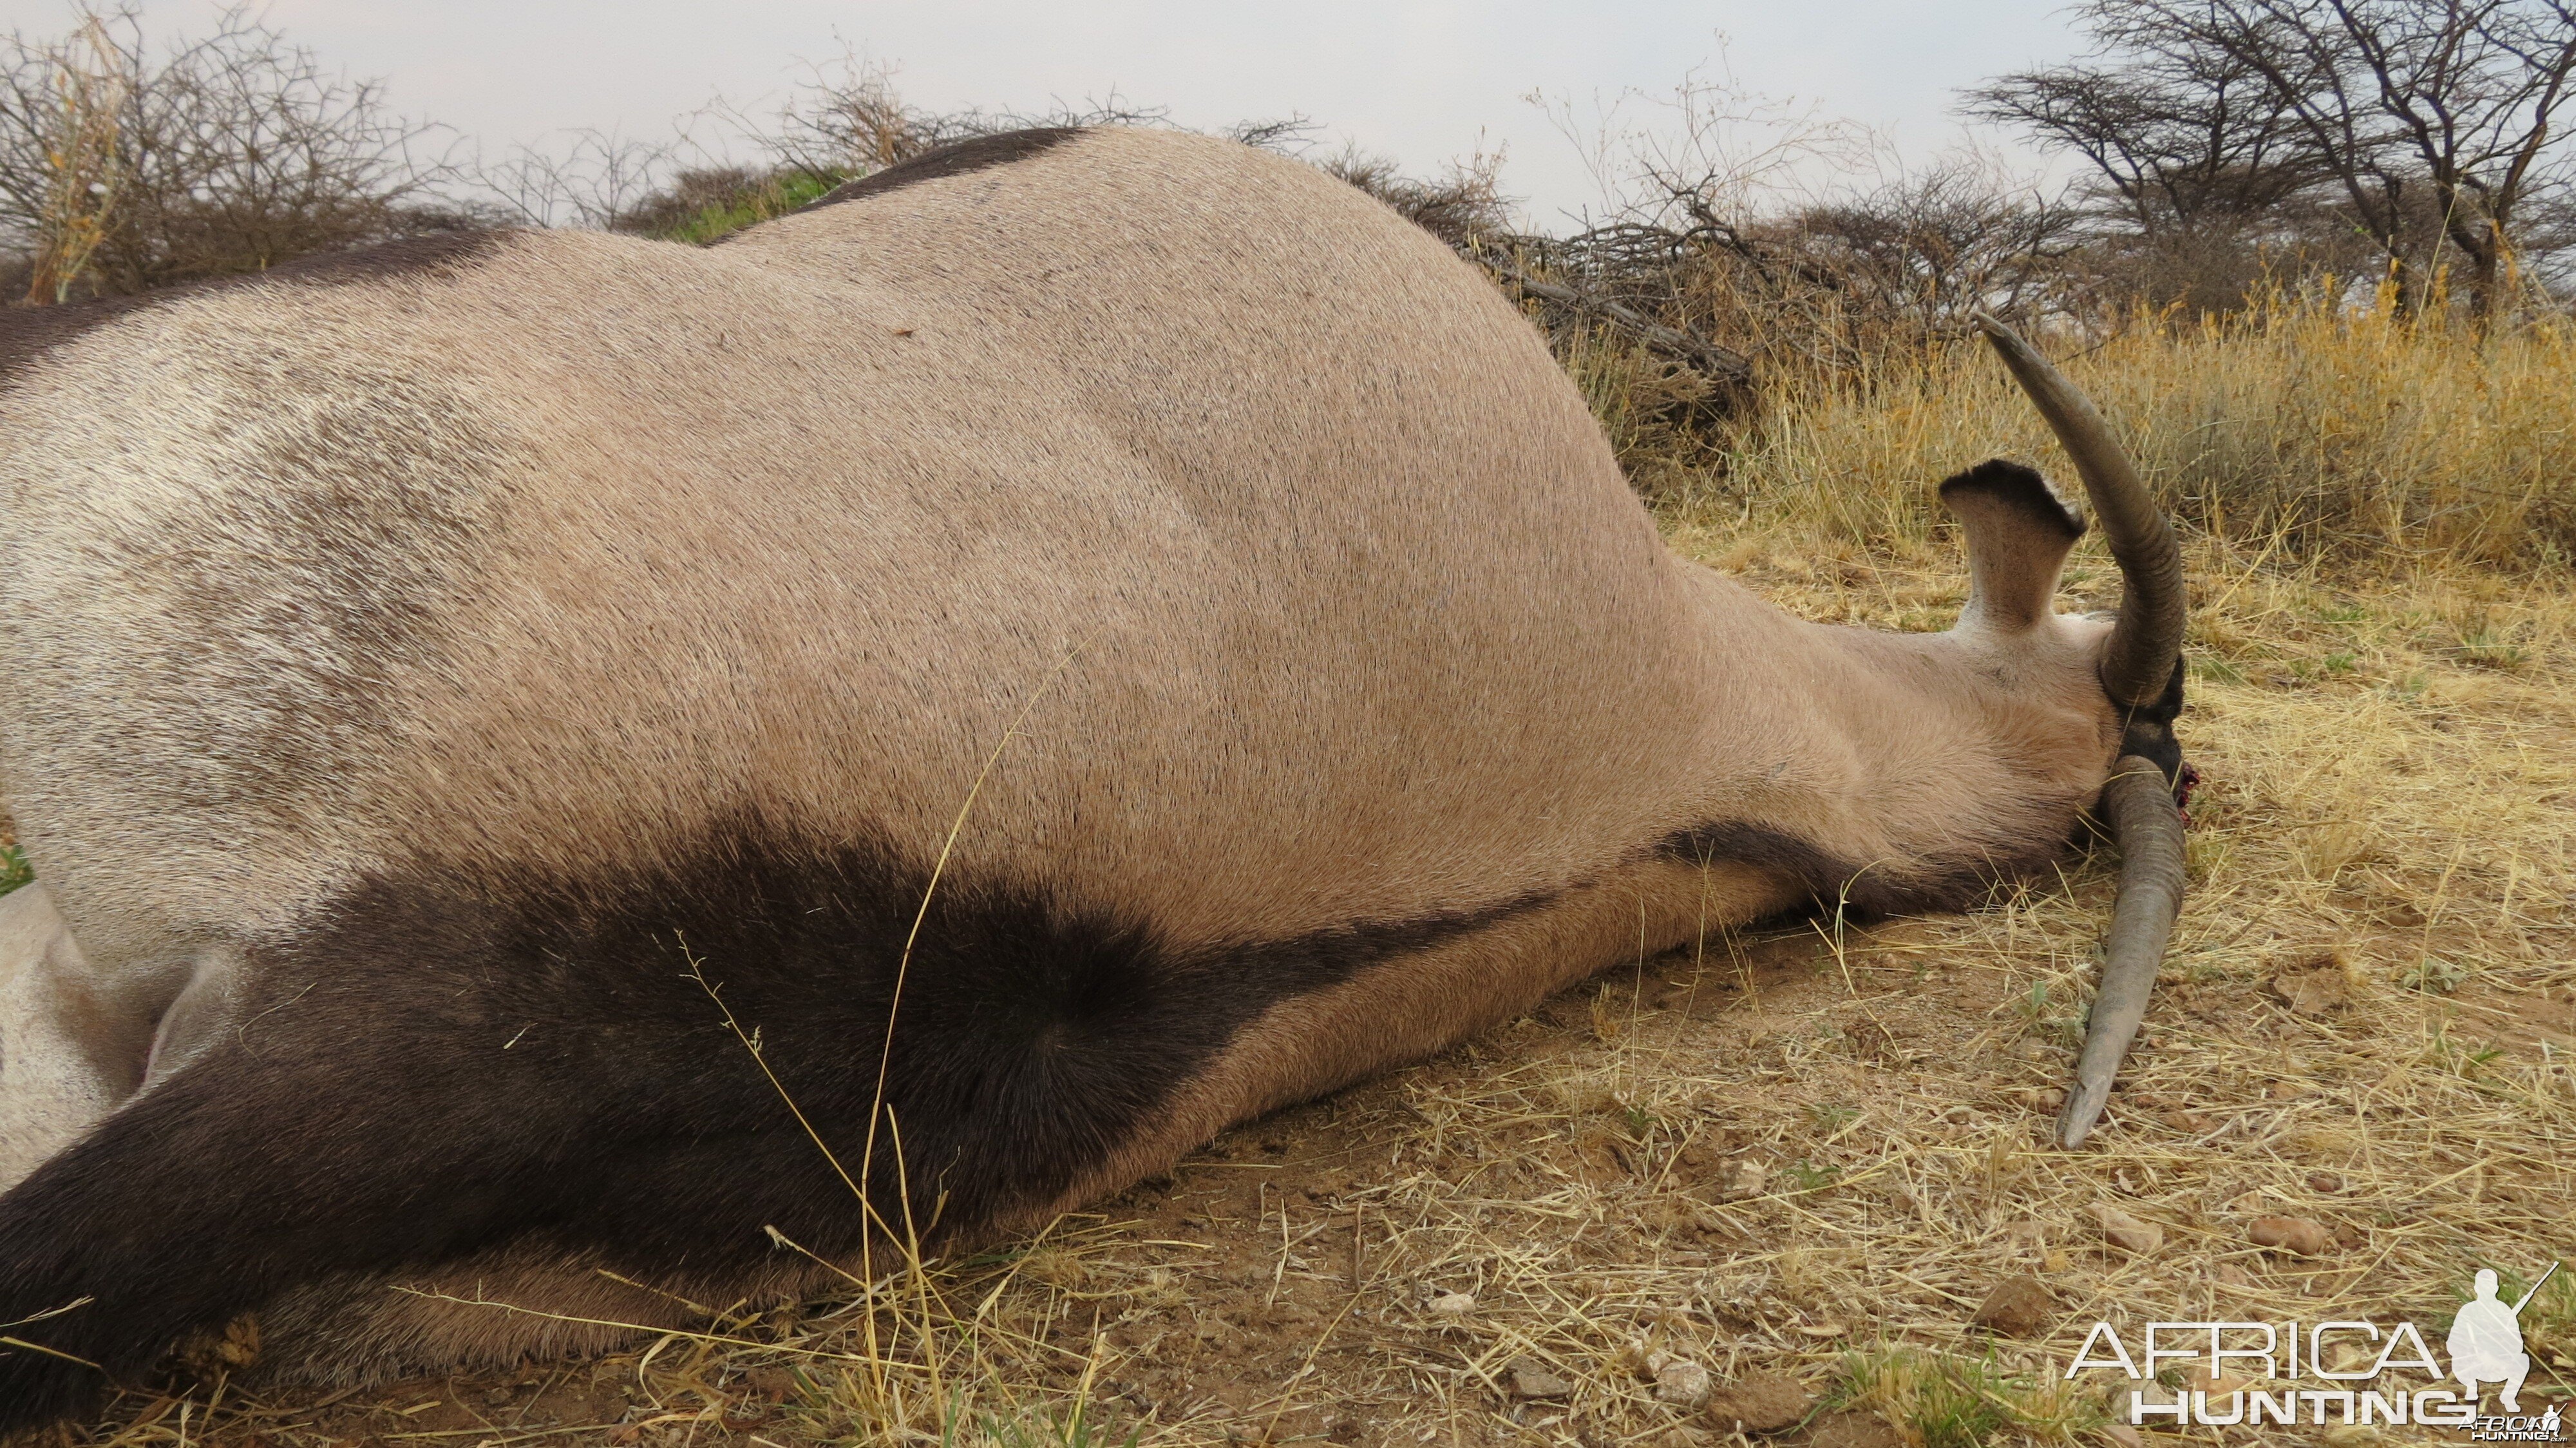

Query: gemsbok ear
left=1939, top=459, right=2085, bottom=634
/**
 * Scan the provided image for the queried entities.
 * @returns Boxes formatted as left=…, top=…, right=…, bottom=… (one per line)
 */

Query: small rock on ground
left=2095, top=1204, right=2164, bottom=1255
left=1654, top=1357, right=1713, bottom=1408
left=2273, top=966, right=2352, bottom=1016
left=1970, top=1273, right=2057, bottom=1337
left=1720, top=1157, right=1767, bottom=1199
left=1702, top=1371, right=1809, bottom=1433
left=2249, top=1215, right=2334, bottom=1256
left=1509, top=1359, right=1572, bottom=1400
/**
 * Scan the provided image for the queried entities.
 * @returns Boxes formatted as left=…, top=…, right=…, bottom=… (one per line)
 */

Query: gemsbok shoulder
left=0, top=125, right=2189, bottom=1427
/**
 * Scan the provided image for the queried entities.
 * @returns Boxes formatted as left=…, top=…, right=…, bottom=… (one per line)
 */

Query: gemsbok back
left=0, top=125, right=2190, bottom=1427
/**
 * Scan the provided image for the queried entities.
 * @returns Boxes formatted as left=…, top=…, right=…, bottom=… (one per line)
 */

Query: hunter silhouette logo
left=2453, top=1263, right=2553, bottom=1413
left=2064, top=1258, right=2566, bottom=1434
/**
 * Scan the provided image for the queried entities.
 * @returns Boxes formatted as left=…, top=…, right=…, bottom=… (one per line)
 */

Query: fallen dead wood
left=1481, top=259, right=1753, bottom=386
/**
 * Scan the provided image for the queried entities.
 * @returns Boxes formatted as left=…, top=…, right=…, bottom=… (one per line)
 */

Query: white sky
left=1, top=0, right=2092, bottom=228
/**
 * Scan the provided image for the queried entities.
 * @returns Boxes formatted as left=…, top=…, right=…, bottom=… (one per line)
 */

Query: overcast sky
left=1, top=1, right=2092, bottom=227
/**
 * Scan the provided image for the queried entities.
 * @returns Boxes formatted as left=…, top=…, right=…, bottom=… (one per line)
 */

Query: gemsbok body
left=0, top=126, right=2189, bottom=1426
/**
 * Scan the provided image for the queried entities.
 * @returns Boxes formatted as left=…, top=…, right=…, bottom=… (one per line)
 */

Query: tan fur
left=0, top=127, right=2131, bottom=1378
left=246, top=1250, right=837, bottom=1386
left=0, top=884, right=118, bottom=1187
left=1947, top=475, right=2084, bottom=634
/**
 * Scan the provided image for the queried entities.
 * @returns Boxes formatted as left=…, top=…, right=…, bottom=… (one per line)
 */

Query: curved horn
left=1973, top=312, right=2185, bottom=708
left=2055, top=757, right=2188, bottom=1148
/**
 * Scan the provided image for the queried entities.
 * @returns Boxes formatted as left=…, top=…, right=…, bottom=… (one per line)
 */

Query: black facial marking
left=0, top=816, right=1549, bottom=1429
left=802, top=128, right=1086, bottom=211
left=1937, top=459, right=2085, bottom=540
left=2116, top=654, right=2190, bottom=797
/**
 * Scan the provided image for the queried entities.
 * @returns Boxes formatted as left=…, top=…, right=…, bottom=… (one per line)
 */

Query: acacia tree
left=1969, top=14, right=2320, bottom=240
left=1974, top=0, right=2576, bottom=316
left=1969, top=6, right=2335, bottom=310
left=2304, top=0, right=2576, bottom=316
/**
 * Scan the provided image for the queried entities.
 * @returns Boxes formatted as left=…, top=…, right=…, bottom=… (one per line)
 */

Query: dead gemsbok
left=0, top=126, right=2188, bottom=1425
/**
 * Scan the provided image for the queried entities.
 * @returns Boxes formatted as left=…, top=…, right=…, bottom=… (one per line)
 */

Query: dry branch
left=1484, top=258, right=1754, bottom=385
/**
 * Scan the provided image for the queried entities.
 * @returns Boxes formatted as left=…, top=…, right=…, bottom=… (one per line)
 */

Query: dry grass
left=45, top=304, right=2576, bottom=1448
left=1658, top=291, right=2576, bottom=571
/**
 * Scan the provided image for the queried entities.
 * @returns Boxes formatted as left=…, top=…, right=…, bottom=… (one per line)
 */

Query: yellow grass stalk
left=24, top=18, right=128, bottom=307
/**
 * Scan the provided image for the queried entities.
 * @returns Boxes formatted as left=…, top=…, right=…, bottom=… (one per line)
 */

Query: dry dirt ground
left=39, top=538, right=2576, bottom=1448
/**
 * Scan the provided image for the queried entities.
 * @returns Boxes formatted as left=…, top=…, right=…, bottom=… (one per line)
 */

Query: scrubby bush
left=0, top=5, right=466, bottom=301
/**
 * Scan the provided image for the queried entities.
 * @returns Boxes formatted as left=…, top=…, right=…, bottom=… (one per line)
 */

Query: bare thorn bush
left=476, top=128, right=677, bottom=233
left=0, top=5, right=467, bottom=303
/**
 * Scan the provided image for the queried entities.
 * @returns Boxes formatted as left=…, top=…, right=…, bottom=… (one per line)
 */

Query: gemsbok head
left=0, top=124, right=2188, bottom=1428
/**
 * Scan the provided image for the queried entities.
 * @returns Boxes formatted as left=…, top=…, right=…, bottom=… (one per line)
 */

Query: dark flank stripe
left=0, top=815, right=1549, bottom=1428
left=800, top=128, right=1087, bottom=210
left=0, top=231, right=511, bottom=390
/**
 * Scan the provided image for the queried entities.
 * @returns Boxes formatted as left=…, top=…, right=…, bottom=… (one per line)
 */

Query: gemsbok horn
left=0, top=126, right=2189, bottom=1427
left=1973, top=312, right=2191, bottom=1147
